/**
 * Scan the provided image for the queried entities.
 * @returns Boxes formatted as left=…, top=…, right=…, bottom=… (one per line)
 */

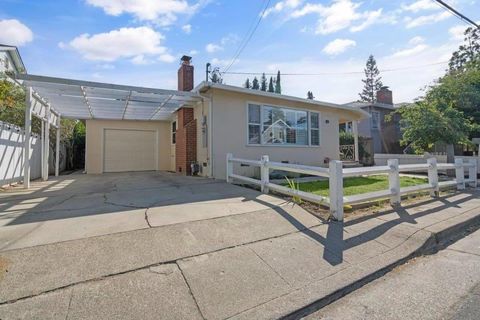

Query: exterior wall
left=210, top=89, right=353, bottom=180
left=85, top=119, right=170, bottom=174
left=358, top=106, right=402, bottom=154
left=194, top=100, right=210, bottom=176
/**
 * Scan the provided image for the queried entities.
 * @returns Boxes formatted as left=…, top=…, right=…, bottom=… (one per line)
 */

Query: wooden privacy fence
left=226, top=153, right=478, bottom=221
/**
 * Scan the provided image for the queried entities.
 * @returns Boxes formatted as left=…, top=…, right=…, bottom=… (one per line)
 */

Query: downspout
left=198, top=88, right=214, bottom=178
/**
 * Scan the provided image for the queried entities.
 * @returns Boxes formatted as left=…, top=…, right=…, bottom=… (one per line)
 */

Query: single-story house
left=15, top=55, right=368, bottom=186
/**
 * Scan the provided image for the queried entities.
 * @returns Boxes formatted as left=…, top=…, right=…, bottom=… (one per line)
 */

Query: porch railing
left=339, top=144, right=355, bottom=161
left=226, top=153, right=477, bottom=222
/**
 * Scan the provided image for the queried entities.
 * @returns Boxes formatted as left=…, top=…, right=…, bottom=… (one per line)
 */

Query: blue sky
left=0, top=0, right=478, bottom=103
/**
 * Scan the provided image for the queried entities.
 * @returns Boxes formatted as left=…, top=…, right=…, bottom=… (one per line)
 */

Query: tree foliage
left=244, top=78, right=251, bottom=89
left=449, top=27, right=480, bottom=72
left=359, top=54, right=382, bottom=103
left=275, top=70, right=281, bottom=94
left=268, top=77, right=274, bottom=92
left=260, top=73, right=267, bottom=91
left=252, top=77, right=259, bottom=90
left=307, top=91, right=314, bottom=99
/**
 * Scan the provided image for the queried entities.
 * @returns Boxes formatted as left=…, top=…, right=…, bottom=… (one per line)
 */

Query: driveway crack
left=176, top=262, right=206, bottom=320
left=144, top=208, right=152, bottom=228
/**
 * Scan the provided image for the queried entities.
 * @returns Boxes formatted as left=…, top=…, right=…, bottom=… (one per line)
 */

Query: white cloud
left=85, top=0, right=196, bottom=26
left=291, top=1, right=388, bottom=35
left=205, top=43, right=223, bottom=53
left=404, top=11, right=450, bottom=28
left=189, top=49, right=199, bottom=55
left=0, top=19, right=33, bottom=46
left=449, top=25, right=467, bottom=40
left=211, top=58, right=232, bottom=67
left=182, top=24, right=192, bottom=34
left=401, top=0, right=440, bottom=13
left=390, top=36, right=428, bottom=57
left=263, top=0, right=302, bottom=17
left=322, top=38, right=356, bottom=55
left=158, top=53, right=176, bottom=63
left=409, top=36, right=424, bottom=45
left=65, top=26, right=171, bottom=62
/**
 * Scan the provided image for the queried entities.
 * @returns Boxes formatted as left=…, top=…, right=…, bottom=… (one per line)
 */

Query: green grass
left=288, top=175, right=428, bottom=197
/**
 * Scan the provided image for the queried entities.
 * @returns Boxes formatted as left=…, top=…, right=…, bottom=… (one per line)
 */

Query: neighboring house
left=17, top=55, right=368, bottom=182
left=0, top=44, right=26, bottom=75
left=345, top=87, right=403, bottom=155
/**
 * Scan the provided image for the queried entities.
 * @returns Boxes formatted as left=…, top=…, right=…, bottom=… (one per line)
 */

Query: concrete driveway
left=0, top=171, right=286, bottom=251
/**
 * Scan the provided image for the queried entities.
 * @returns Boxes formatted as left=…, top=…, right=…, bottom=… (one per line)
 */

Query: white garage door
left=103, top=129, right=157, bottom=172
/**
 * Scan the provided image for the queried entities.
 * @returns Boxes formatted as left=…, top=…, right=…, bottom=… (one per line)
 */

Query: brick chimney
left=178, top=55, right=194, bottom=91
left=376, top=86, right=393, bottom=105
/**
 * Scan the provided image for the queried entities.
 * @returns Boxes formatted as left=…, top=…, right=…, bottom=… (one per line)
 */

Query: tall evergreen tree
left=449, top=27, right=480, bottom=72
left=252, top=77, right=260, bottom=90
left=268, top=77, right=275, bottom=92
left=244, top=78, right=251, bottom=89
left=307, top=91, right=314, bottom=100
left=260, top=73, right=267, bottom=91
left=359, top=55, right=383, bottom=103
left=275, top=70, right=281, bottom=93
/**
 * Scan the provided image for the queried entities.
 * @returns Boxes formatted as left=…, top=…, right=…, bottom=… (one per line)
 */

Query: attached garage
left=103, top=129, right=157, bottom=172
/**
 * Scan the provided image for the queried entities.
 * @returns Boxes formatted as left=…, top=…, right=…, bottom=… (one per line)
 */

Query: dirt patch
left=0, top=256, right=10, bottom=281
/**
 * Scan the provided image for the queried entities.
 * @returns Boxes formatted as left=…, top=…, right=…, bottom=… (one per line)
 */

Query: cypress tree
left=275, top=70, right=281, bottom=93
left=260, top=73, right=267, bottom=91
left=359, top=54, right=383, bottom=103
left=244, top=78, right=251, bottom=89
left=252, top=77, right=260, bottom=90
left=268, top=77, right=275, bottom=92
left=307, top=91, right=314, bottom=99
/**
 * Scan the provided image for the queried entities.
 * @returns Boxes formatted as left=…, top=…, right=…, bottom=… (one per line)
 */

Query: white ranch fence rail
left=226, top=153, right=477, bottom=222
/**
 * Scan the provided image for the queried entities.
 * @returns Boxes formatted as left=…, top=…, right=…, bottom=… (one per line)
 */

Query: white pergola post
left=352, top=120, right=359, bottom=162
left=43, top=104, right=50, bottom=181
left=23, top=87, right=33, bottom=189
left=55, top=116, right=61, bottom=177
left=40, top=119, right=44, bottom=180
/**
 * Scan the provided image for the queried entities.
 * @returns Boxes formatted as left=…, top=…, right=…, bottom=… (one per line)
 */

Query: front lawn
left=289, top=175, right=428, bottom=196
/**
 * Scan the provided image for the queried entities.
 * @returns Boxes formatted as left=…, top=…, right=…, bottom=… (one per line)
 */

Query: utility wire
left=222, top=0, right=271, bottom=74
left=222, top=61, right=449, bottom=76
left=432, top=0, right=479, bottom=28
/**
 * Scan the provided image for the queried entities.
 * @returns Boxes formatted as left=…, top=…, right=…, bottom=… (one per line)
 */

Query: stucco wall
left=85, top=119, right=171, bottom=174
left=210, top=89, right=351, bottom=179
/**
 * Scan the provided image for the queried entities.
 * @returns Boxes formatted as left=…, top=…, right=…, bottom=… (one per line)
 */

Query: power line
left=432, top=0, right=479, bottom=28
left=222, top=0, right=271, bottom=74
left=222, top=61, right=449, bottom=77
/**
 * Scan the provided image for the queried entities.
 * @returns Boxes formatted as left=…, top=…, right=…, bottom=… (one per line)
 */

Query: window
left=371, top=111, right=380, bottom=129
left=247, top=103, right=320, bottom=146
left=310, top=112, right=320, bottom=146
left=171, top=121, right=176, bottom=144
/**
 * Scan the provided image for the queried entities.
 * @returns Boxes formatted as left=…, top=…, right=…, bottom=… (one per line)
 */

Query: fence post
left=260, top=155, right=269, bottom=193
left=226, top=153, right=233, bottom=183
left=468, top=158, right=477, bottom=188
left=455, top=158, right=465, bottom=190
left=388, top=159, right=400, bottom=206
left=427, top=158, right=439, bottom=197
left=329, top=160, right=344, bottom=221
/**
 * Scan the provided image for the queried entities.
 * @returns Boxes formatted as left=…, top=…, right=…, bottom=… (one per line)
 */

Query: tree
left=260, top=73, right=267, bottom=91
left=275, top=70, right=281, bottom=93
left=449, top=27, right=480, bottom=72
left=307, top=91, right=314, bottom=99
left=359, top=54, right=382, bottom=103
left=396, top=101, right=472, bottom=158
left=252, top=77, right=260, bottom=90
left=268, top=77, right=274, bottom=92
left=244, top=78, right=251, bottom=89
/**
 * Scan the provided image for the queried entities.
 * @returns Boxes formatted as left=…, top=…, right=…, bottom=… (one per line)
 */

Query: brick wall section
left=376, top=88, right=393, bottom=105
left=175, top=108, right=197, bottom=175
left=178, top=64, right=194, bottom=92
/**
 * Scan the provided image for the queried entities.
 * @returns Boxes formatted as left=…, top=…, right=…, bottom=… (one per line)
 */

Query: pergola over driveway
left=15, top=73, right=203, bottom=188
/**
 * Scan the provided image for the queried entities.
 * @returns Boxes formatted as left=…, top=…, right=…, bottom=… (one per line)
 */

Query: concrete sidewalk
left=1, top=190, right=480, bottom=319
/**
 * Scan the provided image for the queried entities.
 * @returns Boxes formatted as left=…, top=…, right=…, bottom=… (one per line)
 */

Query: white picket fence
left=226, top=153, right=478, bottom=221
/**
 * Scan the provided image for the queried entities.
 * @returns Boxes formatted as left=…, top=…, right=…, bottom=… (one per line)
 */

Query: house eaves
left=0, top=44, right=27, bottom=74
left=195, top=81, right=370, bottom=120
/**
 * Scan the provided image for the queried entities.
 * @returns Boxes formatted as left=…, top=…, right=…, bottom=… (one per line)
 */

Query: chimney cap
left=380, top=86, right=390, bottom=91
left=181, top=55, right=192, bottom=63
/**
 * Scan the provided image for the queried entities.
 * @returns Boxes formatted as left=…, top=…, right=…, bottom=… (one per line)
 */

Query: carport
left=15, top=73, right=203, bottom=188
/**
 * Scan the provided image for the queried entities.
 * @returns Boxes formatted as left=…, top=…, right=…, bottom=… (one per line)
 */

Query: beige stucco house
left=17, top=55, right=368, bottom=184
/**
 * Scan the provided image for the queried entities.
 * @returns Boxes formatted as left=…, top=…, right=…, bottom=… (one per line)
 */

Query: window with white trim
left=248, top=103, right=320, bottom=146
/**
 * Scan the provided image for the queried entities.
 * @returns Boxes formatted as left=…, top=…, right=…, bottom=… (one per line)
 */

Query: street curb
left=281, top=211, right=480, bottom=320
